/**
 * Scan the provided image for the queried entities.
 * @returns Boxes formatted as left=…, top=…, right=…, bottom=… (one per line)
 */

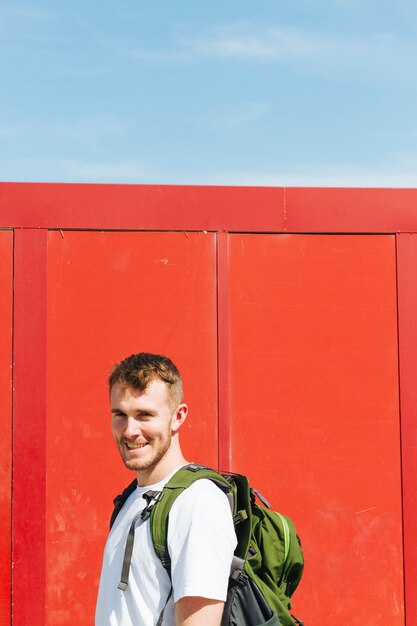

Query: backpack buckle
left=185, top=463, right=206, bottom=472
left=230, top=555, right=247, bottom=583
left=140, top=490, right=163, bottom=521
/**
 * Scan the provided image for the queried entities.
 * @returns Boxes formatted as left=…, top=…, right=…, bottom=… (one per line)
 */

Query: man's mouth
left=125, top=442, right=148, bottom=449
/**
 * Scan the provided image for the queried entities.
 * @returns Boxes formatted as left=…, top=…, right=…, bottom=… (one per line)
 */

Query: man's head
left=109, top=352, right=183, bottom=409
left=109, top=353, right=188, bottom=484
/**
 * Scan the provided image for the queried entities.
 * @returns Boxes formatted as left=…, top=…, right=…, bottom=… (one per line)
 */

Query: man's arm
left=169, top=481, right=236, bottom=626
left=175, top=596, right=224, bottom=626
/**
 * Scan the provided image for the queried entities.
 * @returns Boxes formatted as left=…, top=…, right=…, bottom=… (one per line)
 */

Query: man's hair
left=108, top=352, right=183, bottom=407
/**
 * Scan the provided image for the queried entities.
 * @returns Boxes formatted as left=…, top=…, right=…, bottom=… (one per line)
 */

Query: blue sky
left=1, top=0, right=417, bottom=186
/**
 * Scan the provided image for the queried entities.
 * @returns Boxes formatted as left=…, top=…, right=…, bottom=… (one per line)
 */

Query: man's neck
left=136, top=453, right=188, bottom=487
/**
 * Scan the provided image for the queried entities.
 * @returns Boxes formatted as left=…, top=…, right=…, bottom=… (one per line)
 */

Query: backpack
left=110, top=464, right=304, bottom=626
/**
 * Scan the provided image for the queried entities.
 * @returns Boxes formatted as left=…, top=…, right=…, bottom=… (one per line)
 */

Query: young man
left=95, top=352, right=236, bottom=626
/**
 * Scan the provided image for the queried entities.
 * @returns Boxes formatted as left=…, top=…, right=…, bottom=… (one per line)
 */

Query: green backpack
left=110, top=464, right=304, bottom=626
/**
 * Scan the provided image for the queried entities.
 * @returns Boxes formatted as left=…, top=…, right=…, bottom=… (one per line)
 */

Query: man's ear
left=171, top=403, right=188, bottom=433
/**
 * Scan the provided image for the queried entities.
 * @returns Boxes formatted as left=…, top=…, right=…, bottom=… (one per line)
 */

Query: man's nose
left=124, top=417, right=140, bottom=438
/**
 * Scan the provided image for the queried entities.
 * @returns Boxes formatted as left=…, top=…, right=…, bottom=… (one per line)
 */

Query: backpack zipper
left=275, top=512, right=290, bottom=562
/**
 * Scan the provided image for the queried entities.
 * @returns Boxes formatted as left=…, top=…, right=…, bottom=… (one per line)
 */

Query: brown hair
left=108, top=352, right=183, bottom=407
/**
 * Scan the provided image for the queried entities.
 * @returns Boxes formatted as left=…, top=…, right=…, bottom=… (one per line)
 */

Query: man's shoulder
left=170, top=477, right=231, bottom=514
left=167, top=476, right=237, bottom=554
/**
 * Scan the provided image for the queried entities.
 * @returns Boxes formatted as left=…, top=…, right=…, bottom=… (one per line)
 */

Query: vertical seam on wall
left=10, top=229, right=15, bottom=626
left=283, top=187, right=287, bottom=232
left=12, top=228, right=47, bottom=626
left=216, top=231, right=231, bottom=472
left=396, top=232, right=410, bottom=626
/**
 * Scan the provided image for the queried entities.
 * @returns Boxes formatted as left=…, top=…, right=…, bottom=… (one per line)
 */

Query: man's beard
left=121, top=430, right=172, bottom=472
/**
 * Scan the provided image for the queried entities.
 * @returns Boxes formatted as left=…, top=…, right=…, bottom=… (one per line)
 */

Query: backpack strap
left=111, top=466, right=254, bottom=593
left=117, top=490, right=165, bottom=590
left=150, top=464, right=235, bottom=577
left=110, top=478, right=137, bottom=529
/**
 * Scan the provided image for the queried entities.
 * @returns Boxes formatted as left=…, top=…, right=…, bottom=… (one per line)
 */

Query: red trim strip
left=0, top=231, right=13, bottom=625
left=0, top=183, right=284, bottom=231
left=285, top=187, right=417, bottom=233
left=3, top=182, right=417, bottom=232
left=217, top=232, right=231, bottom=472
left=396, top=233, right=417, bottom=626
left=12, top=229, right=47, bottom=626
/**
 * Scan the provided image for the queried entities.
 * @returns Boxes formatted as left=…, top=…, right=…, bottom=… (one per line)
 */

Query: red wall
left=2, top=183, right=417, bottom=626
left=45, top=231, right=219, bottom=624
left=227, top=234, right=402, bottom=623
left=0, top=231, right=12, bottom=624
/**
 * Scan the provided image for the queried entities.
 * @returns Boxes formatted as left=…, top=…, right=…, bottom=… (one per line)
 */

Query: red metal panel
left=46, top=231, right=218, bottom=624
left=2, top=182, right=417, bottom=233
left=227, top=234, right=403, bottom=625
left=396, top=233, right=417, bottom=626
left=13, top=229, right=47, bottom=626
left=217, top=231, right=231, bottom=471
left=285, top=187, right=417, bottom=233
left=0, top=231, right=12, bottom=625
left=0, top=182, right=285, bottom=231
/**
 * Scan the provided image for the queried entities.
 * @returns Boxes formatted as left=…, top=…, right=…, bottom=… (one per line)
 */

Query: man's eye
left=138, top=412, right=154, bottom=420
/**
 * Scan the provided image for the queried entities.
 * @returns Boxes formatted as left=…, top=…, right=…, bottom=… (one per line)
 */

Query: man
left=95, top=352, right=236, bottom=626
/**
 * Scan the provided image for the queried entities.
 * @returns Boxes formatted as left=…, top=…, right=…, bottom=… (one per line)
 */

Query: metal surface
left=285, top=187, right=417, bottom=232
left=0, top=182, right=284, bottom=231
left=12, top=229, right=48, bottom=626
left=4, top=183, right=417, bottom=626
left=46, top=230, right=218, bottom=624
left=2, top=182, right=417, bottom=232
left=227, top=234, right=403, bottom=625
left=396, top=233, right=417, bottom=625
left=0, top=231, right=12, bottom=625
left=217, top=231, right=231, bottom=471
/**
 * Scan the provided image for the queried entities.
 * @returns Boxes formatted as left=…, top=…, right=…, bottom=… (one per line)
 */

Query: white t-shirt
left=95, top=470, right=237, bottom=626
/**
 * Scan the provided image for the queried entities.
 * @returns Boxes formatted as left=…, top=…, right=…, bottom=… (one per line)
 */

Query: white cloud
left=131, top=23, right=341, bottom=63
left=0, top=157, right=157, bottom=184
left=195, top=101, right=271, bottom=129
left=130, top=47, right=190, bottom=63
left=3, top=156, right=417, bottom=188
left=178, top=23, right=406, bottom=74
left=59, top=159, right=154, bottom=183
left=0, top=115, right=135, bottom=152
left=166, top=163, right=417, bottom=188
left=205, top=165, right=417, bottom=188
left=177, top=24, right=327, bottom=61
left=0, top=4, right=54, bottom=30
left=129, top=22, right=415, bottom=84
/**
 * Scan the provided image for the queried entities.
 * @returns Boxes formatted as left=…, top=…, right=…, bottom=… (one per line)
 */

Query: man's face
left=110, top=379, right=179, bottom=474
